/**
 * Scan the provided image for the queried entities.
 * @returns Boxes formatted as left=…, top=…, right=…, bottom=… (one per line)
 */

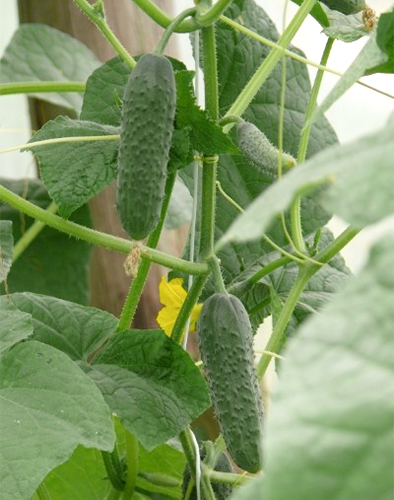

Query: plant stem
left=122, top=431, right=139, bottom=500
left=223, top=0, right=317, bottom=124
left=209, top=256, right=227, bottom=295
left=1, top=135, right=119, bottom=155
left=290, top=36, right=334, bottom=252
left=131, top=0, right=198, bottom=32
left=0, top=81, right=85, bottom=96
left=179, top=428, right=216, bottom=500
left=256, top=225, right=360, bottom=380
left=196, top=0, right=233, bottom=26
left=0, top=184, right=209, bottom=276
left=155, top=7, right=197, bottom=55
left=297, top=37, right=334, bottom=164
left=73, top=0, right=136, bottom=68
left=200, top=25, right=219, bottom=260
left=256, top=265, right=313, bottom=380
left=202, top=465, right=251, bottom=485
left=36, top=483, right=52, bottom=500
left=117, top=170, right=177, bottom=332
left=105, top=489, right=122, bottom=500
left=13, top=202, right=58, bottom=262
left=170, top=275, right=207, bottom=344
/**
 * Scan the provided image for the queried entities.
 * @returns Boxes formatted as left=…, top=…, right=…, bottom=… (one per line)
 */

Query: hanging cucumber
left=236, top=121, right=295, bottom=175
left=319, top=0, right=365, bottom=15
left=116, top=53, right=176, bottom=240
left=197, top=293, right=264, bottom=473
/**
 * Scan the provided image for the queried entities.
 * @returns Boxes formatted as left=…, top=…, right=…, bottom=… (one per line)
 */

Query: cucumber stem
left=0, top=81, right=85, bottom=96
left=290, top=37, right=334, bottom=253
left=155, top=7, right=197, bottom=55
left=122, top=430, right=139, bottom=500
left=73, top=0, right=136, bottom=68
left=117, top=170, right=177, bottom=332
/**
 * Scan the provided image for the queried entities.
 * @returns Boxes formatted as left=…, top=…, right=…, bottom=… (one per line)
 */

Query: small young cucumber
left=117, top=53, right=176, bottom=240
left=197, top=293, right=264, bottom=473
left=319, top=0, right=365, bottom=15
left=236, top=121, right=295, bottom=175
left=182, top=450, right=233, bottom=500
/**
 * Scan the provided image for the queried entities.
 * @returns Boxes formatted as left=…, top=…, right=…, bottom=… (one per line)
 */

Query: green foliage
left=198, top=293, right=263, bottom=472
left=0, top=178, right=91, bottom=304
left=28, top=117, right=119, bottom=218
left=84, top=329, right=210, bottom=450
left=0, top=303, right=33, bottom=353
left=0, top=24, right=100, bottom=112
left=0, top=292, right=118, bottom=361
left=0, top=1, right=393, bottom=498
left=0, top=340, right=115, bottom=500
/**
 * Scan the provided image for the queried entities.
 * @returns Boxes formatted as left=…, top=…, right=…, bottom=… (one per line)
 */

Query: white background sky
left=1, top=0, right=394, bottom=271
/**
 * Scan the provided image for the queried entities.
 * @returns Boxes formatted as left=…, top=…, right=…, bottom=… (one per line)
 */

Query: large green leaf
left=179, top=0, right=337, bottom=293
left=28, top=116, right=119, bottom=218
left=0, top=220, right=13, bottom=283
left=0, top=24, right=100, bottom=112
left=31, top=445, right=111, bottom=500
left=256, top=235, right=394, bottom=500
left=0, top=340, right=115, bottom=500
left=0, top=302, right=33, bottom=353
left=84, top=329, right=210, bottom=450
left=0, top=292, right=118, bottom=361
left=218, top=115, right=394, bottom=248
left=0, top=178, right=91, bottom=304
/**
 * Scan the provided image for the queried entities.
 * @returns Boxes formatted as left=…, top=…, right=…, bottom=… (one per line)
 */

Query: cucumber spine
left=117, top=53, right=176, bottom=240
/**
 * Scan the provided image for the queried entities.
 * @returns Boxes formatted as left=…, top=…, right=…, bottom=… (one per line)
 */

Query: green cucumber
left=319, top=0, right=365, bottom=15
left=182, top=450, right=233, bottom=500
left=117, top=53, right=176, bottom=240
left=197, top=293, right=264, bottom=473
left=237, top=121, right=295, bottom=175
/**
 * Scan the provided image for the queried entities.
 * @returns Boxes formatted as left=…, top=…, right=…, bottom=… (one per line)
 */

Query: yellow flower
left=157, top=276, right=202, bottom=336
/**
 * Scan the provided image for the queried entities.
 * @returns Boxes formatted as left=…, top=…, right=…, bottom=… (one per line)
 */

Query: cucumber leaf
left=0, top=340, right=114, bottom=500
left=0, top=292, right=118, bottom=361
left=0, top=24, right=99, bottom=112
left=0, top=178, right=91, bottom=304
left=30, top=446, right=111, bottom=500
left=83, top=329, right=210, bottom=450
left=0, top=220, right=13, bottom=283
left=0, top=302, right=33, bottom=354
left=257, top=236, right=394, bottom=500
left=323, top=10, right=369, bottom=42
left=27, top=116, right=119, bottom=218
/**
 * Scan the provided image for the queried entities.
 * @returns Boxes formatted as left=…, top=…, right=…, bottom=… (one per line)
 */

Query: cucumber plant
left=0, top=1, right=393, bottom=500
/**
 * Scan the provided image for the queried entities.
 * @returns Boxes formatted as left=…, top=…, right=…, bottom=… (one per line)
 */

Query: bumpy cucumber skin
left=236, top=121, right=295, bottom=175
left=182, top=451, right=233, bottom=500
left=117, top=53, right=176, bottom=240
left=319, top=0, right=365, bottom=15
left=197, top=293, right=264, bottom=473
